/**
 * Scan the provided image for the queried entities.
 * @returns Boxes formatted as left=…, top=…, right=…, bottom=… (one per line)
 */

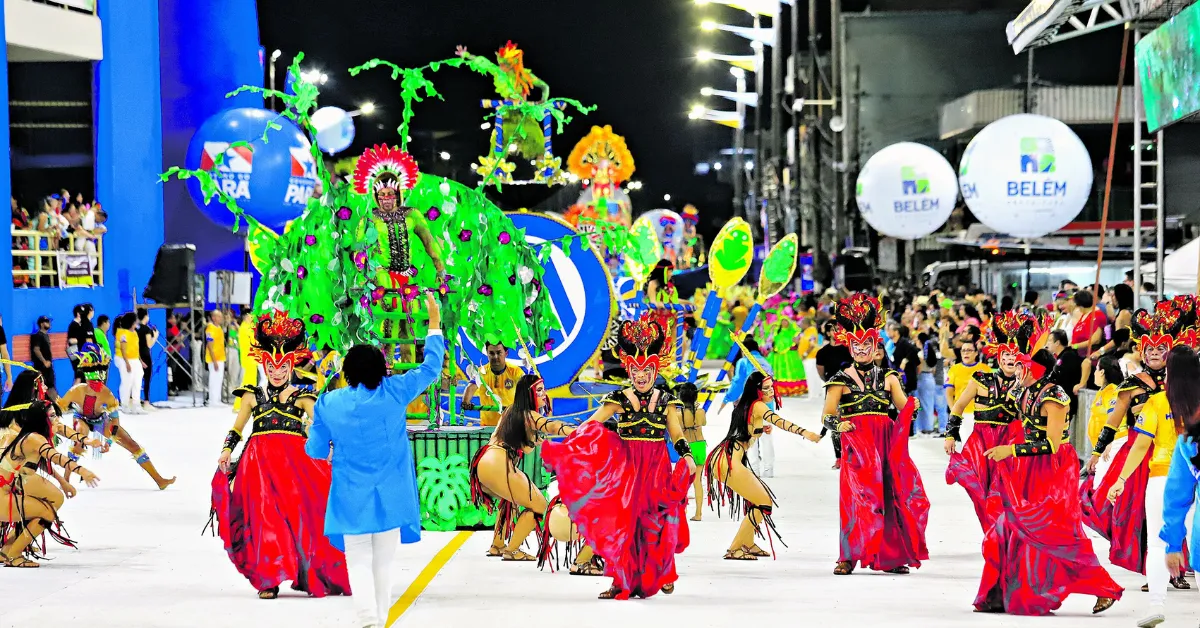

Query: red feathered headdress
left=352, top=144, right=420, bottom=196
left=615, top=319, right=669, bottom=372
left=832, top=293, right=886, bottom=347
left=1132, top=300, right=1188, bottom=353
left=251, top=310, right=312, bottom=370
left=982, top=310, right=1048, bottom=361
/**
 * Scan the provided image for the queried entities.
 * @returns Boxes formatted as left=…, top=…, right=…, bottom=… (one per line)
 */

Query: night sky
left=256, top=0, right=819, bottom=240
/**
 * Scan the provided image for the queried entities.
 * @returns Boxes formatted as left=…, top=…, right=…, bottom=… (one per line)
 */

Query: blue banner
left=800, top=252, right=814, bottom=294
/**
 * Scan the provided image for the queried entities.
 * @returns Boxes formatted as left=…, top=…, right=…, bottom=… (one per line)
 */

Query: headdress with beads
left=352, top=144, right=420, bottom=197
left=615, top=319, right=668, bottom=372
left=251, top=310, right=312, bottom=370
left=982, top=311, right=1048, bottom=361
left=76, top=342, right=110, bottom=384
left=832, top=293, right=886, bottom=347
left=1131, top=299, right=1191, bottom=353
left=681, top=204, right=700, bottom=225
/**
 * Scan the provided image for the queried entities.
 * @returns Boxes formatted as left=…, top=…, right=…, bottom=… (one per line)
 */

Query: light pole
left=268, top=49, right=282, bottom=110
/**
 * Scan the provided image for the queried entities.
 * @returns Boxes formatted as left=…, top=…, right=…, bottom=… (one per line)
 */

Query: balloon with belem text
left=958, top=114, right=1092, bottom=239
left=184, top=107, right=318, bottom=232
left=855, top=142, right=957, bottom=240
left=311, top=106, right=355, bottom=154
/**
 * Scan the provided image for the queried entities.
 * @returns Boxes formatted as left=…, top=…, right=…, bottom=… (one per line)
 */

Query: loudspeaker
left=143, top=244, right=197, bottom=304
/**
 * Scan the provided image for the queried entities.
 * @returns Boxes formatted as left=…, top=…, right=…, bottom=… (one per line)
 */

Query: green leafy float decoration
left=417, top=454, right=491, bottom=531
left=161, top=52, right=565, bottom=354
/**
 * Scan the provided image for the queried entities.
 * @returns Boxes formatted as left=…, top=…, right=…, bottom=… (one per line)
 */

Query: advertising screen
left=1136, top=2, right=1200, bottom=133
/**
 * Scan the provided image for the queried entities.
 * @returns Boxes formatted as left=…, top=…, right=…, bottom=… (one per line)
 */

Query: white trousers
left=119, top=361, right=144, bottom=409
left=207, top=362, right=225, bottom=405
left=748, top=431, right=775, bottom=477
left=1147, top=475, right=1168, bottom=608
left=1093, top=435, right=1128, bottom=490
left=345, top=530, right=400, bottom=628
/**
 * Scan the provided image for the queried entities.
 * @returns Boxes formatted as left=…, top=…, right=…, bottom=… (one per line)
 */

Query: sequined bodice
left=1121, top=368, right=1165, bottom=426
left=606, top=389, right=680, bottom=442
left=244, top=386, right=316, bottom=438
left=973, top=371, right=1018, bottom=425
left=829, top=366, right=894, bottom=417
left=1012, top=379, right=1071, bottom=444
left=374, top=208, right=413, bottom=274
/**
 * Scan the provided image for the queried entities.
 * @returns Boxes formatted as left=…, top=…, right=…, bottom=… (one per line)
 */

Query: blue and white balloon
left=184, top=107, right=318, bottom=232
left=311, top=106, right=355, bottom=154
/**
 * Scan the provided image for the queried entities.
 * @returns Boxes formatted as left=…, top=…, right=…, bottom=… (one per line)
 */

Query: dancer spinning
left=707, top=340, right=821, bottom=560
left=1083, top=303, right=1187, bottom=579
left=820, top=293, right=929, bottom=575
left=470, top=373, right=575, bottom=562
left=0, top=400, right=100, bottom=567
left=542, top=320, right=693, bottom=599
left=944, top=311, right=1031, bottom=531
left=210, top=311, right=349, bottom=600
left=58, top=347, right=175, bottom=490
left=974, top=345, right=1122, bottom=615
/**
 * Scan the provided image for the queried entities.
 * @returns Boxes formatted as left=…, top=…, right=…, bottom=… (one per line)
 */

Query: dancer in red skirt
left=1081, top=303, right=1190, bottom=586
left=209, top=311, right=350, bottom=600
left=944, top=311, right=1034, bottom=531
left=821, top=293, right=929, bottom=575
left=542, top=319, right=694, bottom=599
left=975, top=345, right=1122, bottom=615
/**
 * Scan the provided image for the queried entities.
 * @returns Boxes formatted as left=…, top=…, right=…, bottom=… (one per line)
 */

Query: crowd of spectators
left=11, top=190, right=107, bottom=287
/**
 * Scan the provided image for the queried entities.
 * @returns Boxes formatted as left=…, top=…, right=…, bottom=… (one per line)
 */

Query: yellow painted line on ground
left=386, top=531, right=473, bottom=627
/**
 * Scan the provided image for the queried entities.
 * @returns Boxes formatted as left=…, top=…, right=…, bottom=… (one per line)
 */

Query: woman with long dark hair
left=542, top=320, right=694, bottom=599
left=975, top=347, right=1122, bottom=615
left=469, top=373, right=574, bottom=562
left=0, top=400, right=99, bottom=567
left=707, top=365, right=820, bottom=560
left=1160, top=345, right=1200, bottom=627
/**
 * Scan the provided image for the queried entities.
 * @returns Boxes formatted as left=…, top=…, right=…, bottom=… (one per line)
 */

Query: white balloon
left=311, top=106, right=355, bottom=154
left=855, top=142, right=957, bottom=240
left=958, top=114, right=1092, bottom=239
left=637, top=209, right=685, bottom=258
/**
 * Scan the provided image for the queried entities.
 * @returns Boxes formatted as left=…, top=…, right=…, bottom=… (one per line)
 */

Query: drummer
left=462, top=338, right=524, bottom=426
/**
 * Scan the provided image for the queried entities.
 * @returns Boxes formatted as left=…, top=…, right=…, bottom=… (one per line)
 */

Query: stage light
left=701, top=87, right=715, bottom=96
left=439, top=151, right=451, bottom=161
left=688, top=104, right=706, bottom=119
left=270, top=49, right=282, bottom=61
left=701, top=20, right=718, bottom=31
left=696, top=49, right=713, bottom=61
left=730, top=67, right=746, bottom=79
left=713, top=162, right=723, bottom=171
left=664, top=194, right=672, bottom=202
left=359, top=102, right=376, bottom=115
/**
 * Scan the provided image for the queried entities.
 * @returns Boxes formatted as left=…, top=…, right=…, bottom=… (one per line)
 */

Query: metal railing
left=12, top=229, right=104, bottom=287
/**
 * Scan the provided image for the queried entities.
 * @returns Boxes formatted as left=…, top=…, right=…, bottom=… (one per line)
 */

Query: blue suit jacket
left=306, top=332, right=445, bottom=545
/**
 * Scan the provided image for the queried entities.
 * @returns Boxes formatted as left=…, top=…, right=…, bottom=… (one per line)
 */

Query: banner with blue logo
left=459, top=213, right=615, bottom=391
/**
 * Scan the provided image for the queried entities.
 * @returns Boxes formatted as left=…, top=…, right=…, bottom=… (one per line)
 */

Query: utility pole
left=733, top=71, right=747, bottom=223
left=769, top=1, right=785, bottom=246
left=791, top=0, right=803, bottom=246
left=806, top=0, right=823, bottom=277
left=831, top=0, right=845, bottom=252
left=751, top=13, right=765, bottom=244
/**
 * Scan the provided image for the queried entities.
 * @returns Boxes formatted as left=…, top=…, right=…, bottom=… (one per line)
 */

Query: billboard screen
left=1136, top=2, right=1200, bottom=133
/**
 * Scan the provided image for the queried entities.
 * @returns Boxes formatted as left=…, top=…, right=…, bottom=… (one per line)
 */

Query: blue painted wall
left=159, top=0, right=262, bottom=277
left=9, top=0, right=167, bottom=399
left=0, top=8, right=11, bottom=325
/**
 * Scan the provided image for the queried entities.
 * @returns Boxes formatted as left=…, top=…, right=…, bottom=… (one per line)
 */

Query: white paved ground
left=7, top=382, right=1200, bottom=628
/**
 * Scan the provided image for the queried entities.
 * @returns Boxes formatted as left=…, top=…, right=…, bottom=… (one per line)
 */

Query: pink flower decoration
left=523, top=307, right=533, bottom=317
left=337, top=207, right=352, bottom=220
left=478, top=284, right=493, bottom=296
left=543, top=338, right=555, bottom=351
left=297, top=265, right=308, bottom=279
left=401, top=284, right=421, bottom=301
left=498, top=231, right=511, bottom=245
left=508, top=274, right=517, bottom=285
left=426, top=208, right=441, bottom=221
left=310, top=314, right=325, bottom=324
left=371, top=287, right=385, bottom=301
left=304, top=235, right=317, bottom=246
left=458, top=229, right=473, bottom=242
left=354, top=251, right=369, bottom=270
left=359, top=296, right=370, bottom=309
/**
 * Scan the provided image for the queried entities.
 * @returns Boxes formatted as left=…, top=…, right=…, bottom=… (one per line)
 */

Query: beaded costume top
left=1010, top=378, right=1072, bottom=450
left=971, top=371, right=1019, bottom=426
left=235, top=385, right=318, bottom=438
left=825, top=365, right=897, bottom=418
left=1117, top=367, right=1165, bottom=427
left=604, top=389, right=682, bottom=442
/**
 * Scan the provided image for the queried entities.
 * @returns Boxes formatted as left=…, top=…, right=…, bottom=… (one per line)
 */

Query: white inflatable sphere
left=311, top=106, right=355, bottom=154
left=958, top=114, right=1092, bottom=239
left=855, top=142, right=957, bottom=240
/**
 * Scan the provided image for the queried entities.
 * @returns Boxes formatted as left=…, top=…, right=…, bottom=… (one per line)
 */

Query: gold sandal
left=661, top=583, right=675, bottom=595
left=724, top=547, right=757, bottom=561
left=1092, top=597, right=1115, bottom=614
left=745, top=545, right=770, bottom=558
left=485, top=544, right=504, bottom=557
left=258, top=587, right=279, bottom=599
left=501, top=549, right=535, bottom=562
left=569, top=560, right=604, bottom=576
left=834, top=561, right=855, bottom=575
left=598, top=587, right=622, bottom=599
left=2, top=555, right=39, bottom=568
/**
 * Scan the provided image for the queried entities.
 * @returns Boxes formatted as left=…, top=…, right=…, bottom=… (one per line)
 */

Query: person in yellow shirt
left=233, top=311, right=257, bottom=412
left=798, top=317, right=820, bottom=360
left=462, top=340, right=525, bottom=427
left=945, top=339, right=988, bottom=416
left=1109, top=345, right=1198, bottom=623
left=205, top=310, right=227, bottom=407
left=1088, top=358, right=1124, bottom=486
left=115, top=313, right=144, bottom=414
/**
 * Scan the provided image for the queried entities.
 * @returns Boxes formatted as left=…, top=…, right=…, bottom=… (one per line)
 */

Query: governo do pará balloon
left=855, top=142, right=957, bottom=240
left=184, top=107, right=319, bottom=232
left=958, top=114, right=1092, bottom=239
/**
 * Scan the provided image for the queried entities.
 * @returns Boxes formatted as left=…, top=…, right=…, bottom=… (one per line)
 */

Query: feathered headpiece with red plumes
left=832, top=293, right=886, bottom=347
left=682, top=204, right=700, bottom=224
left=982, top=310, right=1050, bottom=361
left=496, top=41, right=534, bottom=98
left=1131, top=300, right=1188, bottom=352
left=251, top=310, right=312, bottom=370
left=615, top=319, right=669, bottom=372
left=352, top=144, right=420, bottom=196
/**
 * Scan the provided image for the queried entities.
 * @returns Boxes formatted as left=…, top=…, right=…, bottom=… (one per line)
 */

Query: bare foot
left=690, top=514, right=702, bottom=521
left=157, top=477, right=177, bottom=491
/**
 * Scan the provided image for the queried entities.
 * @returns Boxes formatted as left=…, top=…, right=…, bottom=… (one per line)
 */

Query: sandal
left=661, top=583, right=675, bottom=595
left=834, top=561, right=855, bottom=575
left=745, top=545, right=770, bottom=558
left=258, top=587, right=279, bottom=600
left=485, top=544, right=503, bottom=558
left=2, top=555, right=39, bottom=568
left=569, top=560, right=604, bottom=576
left=723, top=547, right=757, bottom=561
left=1093, top=597, right=1116, bottom=614
left=501, top=549, right=535, bottom=562
left=1142, top=583, right=1149, bottom=592
left=598, top=587, right=622, bottom=600
left=690, top=515, right=702, bottom=522
left=885, top=566, right=910, bottom=575
left=1171, top=576, right=1191, bottom=590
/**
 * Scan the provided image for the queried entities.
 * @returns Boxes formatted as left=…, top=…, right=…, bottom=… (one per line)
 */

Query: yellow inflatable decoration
left=707, top=218, right=754, bottom=290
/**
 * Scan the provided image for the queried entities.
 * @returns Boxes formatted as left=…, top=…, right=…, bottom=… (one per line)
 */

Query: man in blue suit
left=306, top=293, right=444, bottom=628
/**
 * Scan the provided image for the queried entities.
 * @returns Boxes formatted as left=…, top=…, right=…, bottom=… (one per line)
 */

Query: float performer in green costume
left=352, top=145, right=446, bottom=364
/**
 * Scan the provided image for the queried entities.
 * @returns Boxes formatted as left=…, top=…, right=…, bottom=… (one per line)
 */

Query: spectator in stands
left=0, top=314, right=10, bottom=396
left=66, top=303, right=96, bottom=384
left=30, top=315, right=57, bottom=401
left=205, top=310, right=227, bottom=407
left=138, top=308, right=157, bottom=411
left=95, top=314, right=112, bottom=358
left=115, top=312, right=143, bottom=414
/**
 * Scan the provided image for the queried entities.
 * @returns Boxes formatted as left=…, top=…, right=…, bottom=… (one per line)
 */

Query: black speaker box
left=143, top=244, right=196, bottom=304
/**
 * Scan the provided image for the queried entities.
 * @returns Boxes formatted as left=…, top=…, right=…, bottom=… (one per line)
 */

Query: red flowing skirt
left=975, top=444, right=1123, bottom=615
left=946, top=421, right=1024, bottom=532
left=838, top=400, right=930, bottom=570
left=1079, top=437, right=1152, bottom=574
left=210, top=433, right=350, bottom=596
left=541, top=421, right=691, bottom=599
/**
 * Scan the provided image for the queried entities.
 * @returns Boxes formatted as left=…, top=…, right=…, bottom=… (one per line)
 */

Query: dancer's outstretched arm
left=529, top=413, right=574, bottom=437
left=760, top=405, right=820, bottom=442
